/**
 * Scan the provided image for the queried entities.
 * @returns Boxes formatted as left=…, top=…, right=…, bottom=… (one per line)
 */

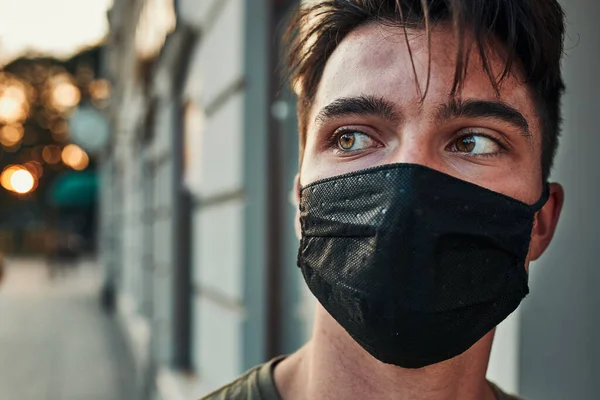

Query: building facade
left=101, top=0, right=309, bottom=398
left=99, top=0, right=600, bottom=399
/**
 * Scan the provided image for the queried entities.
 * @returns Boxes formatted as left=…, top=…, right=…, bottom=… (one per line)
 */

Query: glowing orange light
left=4, top=86, right=27, bottom=104
left=0, top=165, right=36, bottom=194
left=42, top=145, right=62, bottom=164
left=88, top=79, right=111, bottom=100
left=31, top=145, right=44, bottom=162
left=0, top=124, right=24, bottom=147
left=23, top=161, right=43, bottom=178
left=0, top=166, right=19, bottom=190
left=73, top=152, right=89, bottom=170
left=10, top=169, right=34, bottom=194
left=52, top=81, right=81, bottom=110
left=61, top=144, right=89, bottom=170
left=0, top=97, right=24, bottom=123
left=0, top=84, right=28, bottom=123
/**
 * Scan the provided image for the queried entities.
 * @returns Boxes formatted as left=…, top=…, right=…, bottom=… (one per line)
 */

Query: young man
left=203, top=0, right=565, bottom=399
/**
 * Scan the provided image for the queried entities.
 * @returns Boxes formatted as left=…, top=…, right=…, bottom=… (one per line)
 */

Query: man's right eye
left=334, top=131, right=376, bottom=152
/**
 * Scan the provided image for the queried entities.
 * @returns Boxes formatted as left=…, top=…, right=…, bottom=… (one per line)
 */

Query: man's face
left=299, top=22, right=562, bottom=263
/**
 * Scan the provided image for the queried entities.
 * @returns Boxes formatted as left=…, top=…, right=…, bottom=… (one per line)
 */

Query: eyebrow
left=314, top=96, right=531, bottom=138
left=315, top=95, right=402, bottom=126
left=436, top=99, right=531, bottom=137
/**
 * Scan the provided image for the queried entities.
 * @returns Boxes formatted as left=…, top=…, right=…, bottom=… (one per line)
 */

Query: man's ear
left=527, top=183, right=564, bottom=263
left=292, top=174, right=301, bottom=240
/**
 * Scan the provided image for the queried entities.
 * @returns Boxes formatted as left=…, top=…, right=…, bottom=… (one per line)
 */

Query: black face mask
left=298, top=163, right=549, bottom=369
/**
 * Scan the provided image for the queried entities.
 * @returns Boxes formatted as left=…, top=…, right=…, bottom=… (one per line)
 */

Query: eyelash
left=327, top=127, right=377, bottom=149
left=450, top=129, right=508, bottom=158
left=327, top=128, right=508, bottom=157
left=328, top=128, right=352, bottom=147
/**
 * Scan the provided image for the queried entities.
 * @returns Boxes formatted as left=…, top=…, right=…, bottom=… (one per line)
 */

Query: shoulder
left=199, top=357, right=285, bottom=400
left=199, top=367, right=260, bottom=400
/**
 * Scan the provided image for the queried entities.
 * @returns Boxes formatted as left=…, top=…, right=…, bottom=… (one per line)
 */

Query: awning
left=49, top=170, right=98, bottom=208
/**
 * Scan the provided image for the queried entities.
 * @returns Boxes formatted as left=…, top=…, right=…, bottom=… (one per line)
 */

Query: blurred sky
left=0, top=0, right=113, bottom=64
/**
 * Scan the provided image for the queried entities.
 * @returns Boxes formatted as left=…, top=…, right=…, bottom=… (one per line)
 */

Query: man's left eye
left=336, top=131, right=375, bottom=152
left=450, top=134, right=501, bottom=155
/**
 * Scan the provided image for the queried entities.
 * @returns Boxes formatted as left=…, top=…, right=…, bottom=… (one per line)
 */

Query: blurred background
left=0, top=0, right=597, bottom=399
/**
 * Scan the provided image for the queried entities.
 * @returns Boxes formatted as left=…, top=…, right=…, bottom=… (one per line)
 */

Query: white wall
left=487, top=309, right=522, bottom=393
left=519, top=1, right=600, bottom=398
left=182, top=0, right=249, bottom=391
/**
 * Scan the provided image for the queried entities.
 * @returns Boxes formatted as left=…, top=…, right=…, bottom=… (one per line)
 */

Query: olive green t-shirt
left=200, top=357, right=523, bottom=400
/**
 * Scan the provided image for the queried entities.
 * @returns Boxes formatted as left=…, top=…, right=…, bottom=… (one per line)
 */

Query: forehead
left=309, top=23, right=540, bottom=133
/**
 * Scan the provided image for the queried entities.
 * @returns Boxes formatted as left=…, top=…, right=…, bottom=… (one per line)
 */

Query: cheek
left=503, top=139, right=544, bottom=205
left=299, top=151, right=350, bottom=186
left=299, top=141, right=328, bottom=186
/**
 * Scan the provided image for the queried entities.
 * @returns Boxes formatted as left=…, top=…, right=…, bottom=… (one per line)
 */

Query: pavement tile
left=0, top=258, right=136, bottom=400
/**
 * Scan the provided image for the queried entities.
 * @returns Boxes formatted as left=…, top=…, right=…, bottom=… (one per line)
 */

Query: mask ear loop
left=530, top=183, right=551, bottom=212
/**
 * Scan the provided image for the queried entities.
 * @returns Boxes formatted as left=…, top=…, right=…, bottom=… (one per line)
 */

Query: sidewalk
left=0, top=258, right=136, bottom=400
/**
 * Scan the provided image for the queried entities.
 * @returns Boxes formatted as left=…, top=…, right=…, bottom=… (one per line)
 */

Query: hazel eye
left=451, top=134, right=501, bottom=155
left=336, top=132, right=375, bottom=152
left=339, top=133, right=355, bottom=150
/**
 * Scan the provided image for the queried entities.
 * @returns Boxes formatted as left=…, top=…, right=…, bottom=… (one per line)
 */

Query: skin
left=274, top=23, right=564, bottom=400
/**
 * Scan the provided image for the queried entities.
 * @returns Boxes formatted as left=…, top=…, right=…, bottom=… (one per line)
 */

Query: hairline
left=297, top=21, right=546, bottom=166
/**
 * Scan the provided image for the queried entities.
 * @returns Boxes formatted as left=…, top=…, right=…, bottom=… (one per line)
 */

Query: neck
left=275, top=305, right=497, bottom=400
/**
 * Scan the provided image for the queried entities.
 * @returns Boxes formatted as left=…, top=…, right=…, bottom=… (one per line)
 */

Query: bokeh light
left=31, top=145, right=45, bottom=162
left=0, top=124, right=24, bottom=147
left=0, top=165, right=18, bottom=189
left=89, top=79, right=111, bottom=100
left=61, top=143, right=89, bottom=170
left=52, top=81, right=81, bottom=110
left=1, top=165, right=36, bottom=194
left=0, top=91, right=27, bottom=123
left=45, top=73, right=81, bottom=112
left=4, top=85, right=27, bottom=104
left=10, top=169, right=34, bottom=193
left=42, top=144, right=62, bottom=164
left=0, top=80, right=30, bottom=124
left=23, top=161, right=43, bottom=178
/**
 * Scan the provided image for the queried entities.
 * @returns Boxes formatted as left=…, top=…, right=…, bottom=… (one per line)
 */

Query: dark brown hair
left=284, top=0, right=565, bottom=180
